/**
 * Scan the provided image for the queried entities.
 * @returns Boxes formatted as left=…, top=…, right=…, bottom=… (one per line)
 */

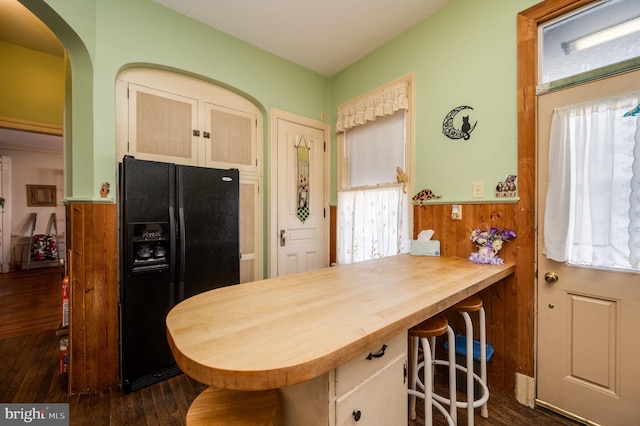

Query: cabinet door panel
left=205, top=103, right=259, bottom=173
left=128, top=83, right=199, bottom=165
left=239, top=176, right=263, bottom=283
left=335, top=354, right=407, bottom=425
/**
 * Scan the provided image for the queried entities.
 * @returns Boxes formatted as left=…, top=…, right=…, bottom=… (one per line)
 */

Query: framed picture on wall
left=27, top=185, right=57, bottom=207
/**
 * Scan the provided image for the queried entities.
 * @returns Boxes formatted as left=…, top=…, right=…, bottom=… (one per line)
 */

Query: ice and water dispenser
left=129, top=222, right=170, bottom=272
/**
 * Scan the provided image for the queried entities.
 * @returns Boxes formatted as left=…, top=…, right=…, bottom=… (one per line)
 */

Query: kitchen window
left=336, top=75, right=413, bottom=264
left=539, top=0, right=640, bottom=86
left=544, top=91, right=640, bottom=271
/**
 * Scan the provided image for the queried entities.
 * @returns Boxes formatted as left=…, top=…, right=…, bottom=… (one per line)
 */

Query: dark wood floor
left=0, top=267, right=62, bottom=338
left=0, top=268, right=583, bottom=425
left=408, top=383, right=583, bottom=426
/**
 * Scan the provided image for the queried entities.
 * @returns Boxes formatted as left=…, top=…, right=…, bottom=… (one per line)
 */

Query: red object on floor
left=61, top=275, right=69, bottom=328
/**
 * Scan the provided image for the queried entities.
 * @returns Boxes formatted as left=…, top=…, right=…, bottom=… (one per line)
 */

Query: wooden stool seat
left=186, top=387, right=282, bottom=426
left=409, top=314, right=449, bottom=339
left=453, top=296, right=483, bottom=312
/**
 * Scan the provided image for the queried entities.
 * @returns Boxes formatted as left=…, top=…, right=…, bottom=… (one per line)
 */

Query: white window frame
left=336, top=74, right=414, bottom=195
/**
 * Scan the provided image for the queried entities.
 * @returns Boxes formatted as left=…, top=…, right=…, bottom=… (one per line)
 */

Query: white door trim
left=269, top=108, right=331, bottom=278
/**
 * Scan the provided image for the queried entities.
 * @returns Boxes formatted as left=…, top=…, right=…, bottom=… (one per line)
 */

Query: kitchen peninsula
left=166, top=254, right=515, bottom=424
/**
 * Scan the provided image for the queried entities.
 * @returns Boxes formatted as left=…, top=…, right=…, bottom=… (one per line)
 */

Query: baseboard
left=535, top=399, right=593, bottom=425
left=515, top=372, right=535, bottom=408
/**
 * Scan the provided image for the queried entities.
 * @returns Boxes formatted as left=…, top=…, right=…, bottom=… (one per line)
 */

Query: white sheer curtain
left=337, top=184, right=409, bottom=264
left=544, top=92, right=640, bottom=270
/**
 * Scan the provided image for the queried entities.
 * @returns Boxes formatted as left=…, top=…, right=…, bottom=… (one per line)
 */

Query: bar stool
left=408, top=314, right=457, bottom=426
left=454, top=296, right=490, bottom=425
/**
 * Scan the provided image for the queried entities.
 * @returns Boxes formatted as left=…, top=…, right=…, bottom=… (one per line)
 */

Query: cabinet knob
left=352, top=410, right=361, bottom=421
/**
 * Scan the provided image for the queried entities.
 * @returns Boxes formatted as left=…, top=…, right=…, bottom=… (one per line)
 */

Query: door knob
left=280, top=229, right=287, bottom=247
left=544, top=272, right=559, bottom=284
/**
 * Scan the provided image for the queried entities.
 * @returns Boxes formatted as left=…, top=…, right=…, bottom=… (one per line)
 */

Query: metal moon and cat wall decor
left=442, top=105, right=477, bottom=140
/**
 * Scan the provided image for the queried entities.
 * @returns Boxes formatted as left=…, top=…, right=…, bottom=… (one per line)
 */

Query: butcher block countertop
left=166, top=254, right=515, bottom=391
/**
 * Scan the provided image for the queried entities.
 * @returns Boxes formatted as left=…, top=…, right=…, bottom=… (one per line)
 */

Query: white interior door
left=275, top=116, right=328, bottom=277
left=0, top=156, right=11, bottom=273
left=537, top=69, right=640, bottom=425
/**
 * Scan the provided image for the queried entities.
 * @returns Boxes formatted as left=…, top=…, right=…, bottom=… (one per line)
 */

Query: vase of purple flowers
left=469, top=227, right=516, bottom=265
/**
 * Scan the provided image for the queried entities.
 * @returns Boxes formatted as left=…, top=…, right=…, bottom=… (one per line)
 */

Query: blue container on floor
left=443, top=334, right=494, bottom=394
left=444, top=334, right=495, bottom=361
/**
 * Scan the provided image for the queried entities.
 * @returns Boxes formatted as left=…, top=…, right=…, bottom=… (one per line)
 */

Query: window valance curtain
left=336, top=80, right=409, bottom=132
left=544, top=92, right=640, bottom=270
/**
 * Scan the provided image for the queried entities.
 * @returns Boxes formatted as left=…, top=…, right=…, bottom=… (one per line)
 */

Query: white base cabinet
left=281, top=332, right=408, bottom=425
left=335, top=354, right=407, bottom=425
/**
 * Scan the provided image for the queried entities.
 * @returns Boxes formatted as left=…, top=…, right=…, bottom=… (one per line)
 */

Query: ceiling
left=0, top=127, right=62, bottom=152
left=0, top=0, right=451, bottom=149
left=0, top=0, right=64, bottom=150
left=0, top=0, right=453, bottom=76
left=0, top=0, right=64, bottom=58
left=152, top=0, right=452, bottom=77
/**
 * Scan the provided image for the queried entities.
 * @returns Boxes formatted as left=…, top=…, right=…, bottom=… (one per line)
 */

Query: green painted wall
left=0, top=41, right=64, bottom=127
left=19, top=0, right=542, bottom=206
left=33, top=0, right=331, bottom=201
left=331, top=0, right=538, bottom=203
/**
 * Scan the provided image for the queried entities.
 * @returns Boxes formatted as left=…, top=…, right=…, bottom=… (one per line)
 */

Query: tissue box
left=410, top=240, right=440, bottom=256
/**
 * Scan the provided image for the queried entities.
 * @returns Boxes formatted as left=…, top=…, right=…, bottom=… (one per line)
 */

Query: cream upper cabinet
left=204, top=103, right=260, bottom=174
left=117, top=68, right=263, bottom=173
left=127, top=83, right=200, bottom=166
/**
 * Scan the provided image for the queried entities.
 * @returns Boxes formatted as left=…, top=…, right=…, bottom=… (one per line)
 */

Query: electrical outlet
left=472, top=182, right=484, bottom=198
left=452, top=204, right=462, bottom=220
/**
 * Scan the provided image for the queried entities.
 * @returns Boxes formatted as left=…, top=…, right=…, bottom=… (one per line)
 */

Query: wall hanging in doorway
left=296, top=135, right=310, bottom=223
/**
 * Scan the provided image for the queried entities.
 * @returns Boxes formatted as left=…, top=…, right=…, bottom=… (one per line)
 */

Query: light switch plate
left=472, top=182, right=484, bottom=198
left=452, top=204, right=462, bottom=220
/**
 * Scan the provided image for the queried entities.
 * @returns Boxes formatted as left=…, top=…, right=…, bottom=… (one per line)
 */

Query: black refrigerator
left=119, top=156, right=240, bottom=393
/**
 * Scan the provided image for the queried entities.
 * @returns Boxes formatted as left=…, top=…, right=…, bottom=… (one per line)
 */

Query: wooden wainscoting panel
left=330, top=206, right=336, bottom=265
left=316, top=202, right=529, bottom=394
left=414, top=203, right=521, bottom=393
left=66, top=203, right=119, bottom=395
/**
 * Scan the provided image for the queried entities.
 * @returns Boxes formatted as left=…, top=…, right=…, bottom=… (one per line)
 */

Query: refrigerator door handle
left=178, top=206, right=186, bottom=301
left=169, top=205, right=177, bottom=307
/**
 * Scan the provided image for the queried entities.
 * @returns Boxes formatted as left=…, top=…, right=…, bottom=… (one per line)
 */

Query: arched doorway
left=0, top=0, right=97, bottom=400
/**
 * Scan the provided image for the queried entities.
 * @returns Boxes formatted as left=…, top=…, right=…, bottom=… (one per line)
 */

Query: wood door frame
left=269, top=108, right=331, bottom=278
left=517, top=0, right=597, bottom=403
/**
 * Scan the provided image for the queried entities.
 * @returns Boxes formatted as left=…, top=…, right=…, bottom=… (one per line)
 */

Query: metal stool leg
left=409, top=315, right=456, bottom=426
left=445, top=325, right=457, bottom=424
left=418, top=335, right=455, bottom=426
left=409, top=335, right=419, bottom=420
left=458, top=306, right=490, bottom=425
left=427, top=329, right=457, bottom=424
left=479, top=306, right=488, bottom=418
left=461, top=311, right=475, bottom=426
